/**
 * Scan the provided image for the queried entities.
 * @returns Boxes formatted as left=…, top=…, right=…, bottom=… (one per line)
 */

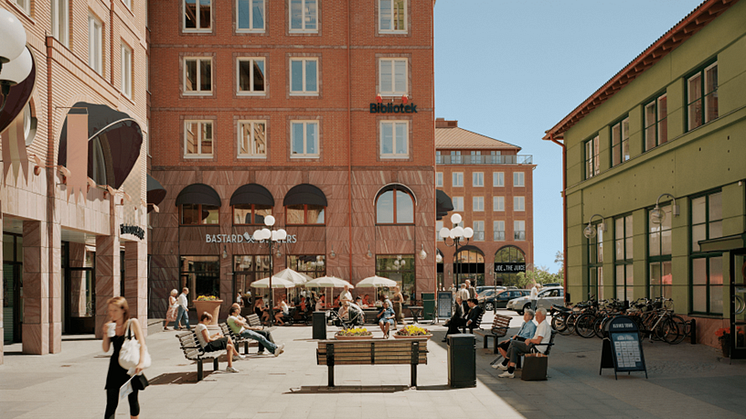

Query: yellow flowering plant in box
left=395, top=325, right=430, bottom=336
left=196, top=295, right=219, bottom=301
left=336, top=327, right=373, bottom=337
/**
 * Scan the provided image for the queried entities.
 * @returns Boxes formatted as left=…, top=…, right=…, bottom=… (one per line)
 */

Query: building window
left=289, top=0, right=317, bottom=32
left=587, top=223, right=604, bottom=300
left=184, top=0, right=212, bottom=32
left=435, top=151, right=442, bottom=164
left=452, top=196, right=463, bottom=212
left=473, top=221, right=484, bottom=242
left=493, top=172, right=504, bottom=187
left=88, top=13, right=103, bottom=75
left=611, top=117, right=630, bottom=167
left=52, top=0, right=70, bottom=46
left=493, top=196, right=504, bottom=212
left=16, top=0, right=31, bottom=15
left=473, top=172, right=484, bottom=187
left=286, top=204, right=324, bottom=225
left=473, top=196, right=484, bottom=212
left=691, top=191, right=722, bottom=253
left=435, top=172, right=443, bottom=187
left=585, top=135, right=600, bottom=179
left=513, top=196, right=525, bottom=212
left=380, top=121, right=408, bottom=158
left=379, top=58, right=408, bottom=96
left=452, top=172, right=463, bottom=187
left=376, top=185, right=414, bottom=224
left=180, top=256, right=220, bottom=302
left=690, top=191, right=722, bottom=314
left=644, top=94, right=667, bottom=151
left=233, top=204, right=272, bottom=225
left=470, top=151, right=481, bottom=164
left=184, top=120, right=213, bottom=157
left=514, top=220, right=525, bottom=241
left=121, top=43, right=133, bottom=98
left=649, top=205, right=672, bottom=299
left=287, top=255, right=326, bottom=279
left=376, top=255, right=415, bottom=302
left=455, top=249, right=485, bottom=287
left=234, top=255, right=271, bottom=299
left=379, top=0, right=406, bottom=33
left=290, top=120, right=319, bottom=157
left=493, top=221, right=505, bottom=241
left=687, top=62, right=718, bottom=131
left=290, top=58, right=318, bottom=95
left=513, top=172, right=524, bottom=187
left=184, top=57, right=212, bottom=95
left=614, top=215, right=633, bottom=302
left=181, top=204, right=219, bottom=225
left=237, top=58, right=265, bottom=95
left=237, top=0, right=265, bottom=32
left=237, top=121, right=266, bottom=158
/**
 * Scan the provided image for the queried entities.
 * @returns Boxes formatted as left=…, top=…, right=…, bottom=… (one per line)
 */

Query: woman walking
left=391, top=286, right=404, bottom=326
left=103, top=296, right=147, bottom=419
left=163, top=289, right=178, bottom=330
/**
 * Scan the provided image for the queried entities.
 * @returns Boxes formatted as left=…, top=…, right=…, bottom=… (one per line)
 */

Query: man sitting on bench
left=464, top=298, right=482, bottom=334
left=491, top=309, right=536, bottom=369
left=227, top=305, right=285, bottom=356
left=497, top=308, right=552, bottom=378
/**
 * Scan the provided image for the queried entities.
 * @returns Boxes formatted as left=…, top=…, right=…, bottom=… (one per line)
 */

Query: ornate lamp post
left=439, top=213, right=473, bottom=289
left=252, top=215, right=287, bottom=326
left=0, top=8, right=33, bottom=112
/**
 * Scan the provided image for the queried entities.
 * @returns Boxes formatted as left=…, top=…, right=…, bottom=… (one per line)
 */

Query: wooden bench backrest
left=317, top=340, right=428, bottom=366
left=176, top=331, right=209, bottom=360
left=491, top=314, right=512, bottom=336
left=543, top=329, right=558, bottom=356
left=247, top=314, right=262, bottom=327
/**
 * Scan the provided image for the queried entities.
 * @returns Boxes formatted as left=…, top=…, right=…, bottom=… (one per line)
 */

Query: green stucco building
left=544, top=0, right=746, bottom=348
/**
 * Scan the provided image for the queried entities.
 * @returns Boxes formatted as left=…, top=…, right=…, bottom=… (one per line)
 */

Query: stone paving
left=1, top=311, right=745, bottom=418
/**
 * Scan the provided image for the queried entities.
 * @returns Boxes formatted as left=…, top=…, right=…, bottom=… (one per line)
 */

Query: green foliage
left=506, top=265, right=563, bottom=288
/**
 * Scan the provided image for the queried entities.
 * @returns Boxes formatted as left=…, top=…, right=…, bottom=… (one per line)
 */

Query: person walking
left=163, top=289, right=178, bottom=330
left=103, top=296, right=147, bottom=419
left=391, top=286, right=404, bottom=326
left=175, top=287, right=191, bottom=330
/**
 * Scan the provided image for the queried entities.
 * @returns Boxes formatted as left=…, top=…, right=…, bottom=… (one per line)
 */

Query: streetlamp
left=650, top=193, right=679, bottom=225
left=252, top=215, right=287, bottom=326
left=439, top=213, right=473, bottom=289
left=0, top=8, right=33, bottom=113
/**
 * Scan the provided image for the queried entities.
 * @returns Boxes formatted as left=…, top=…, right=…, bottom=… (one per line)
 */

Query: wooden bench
left=461, top=309, right=485, bottom=334
left=316, top=339, right=428, bottom=387
left=175, top=331, right=221, bottom=381
left=247, top=313, right=276, bottom=332
left=219, top=322, right=258, bottom=355
left=474, top=314, right=512, bottom=353
left=516, top=329, right=558, bottom=369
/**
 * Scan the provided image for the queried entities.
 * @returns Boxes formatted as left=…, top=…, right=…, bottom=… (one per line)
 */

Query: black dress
left=105, top=334, right=130, bottom=390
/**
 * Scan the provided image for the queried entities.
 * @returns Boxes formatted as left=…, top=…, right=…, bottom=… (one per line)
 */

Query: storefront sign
left=369, top=103, right=418, bottom=114
left=120, top=224, right=145, bottom=240
left=600, top=316, right=648, bottom=379
left=494, top=263, right=526, bottom=273
left=205, top=233, right=297, bottom=244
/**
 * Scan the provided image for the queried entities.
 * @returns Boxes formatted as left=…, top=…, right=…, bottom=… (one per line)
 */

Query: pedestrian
left=103, top=296, right=147, bottom=419
left=175, top=287, right=191, bottom=330
left=163, top=289, right=178, bottom=331
left=391, top=286, right=404, bottom=325
left=378, top=300, right=395, bottom=338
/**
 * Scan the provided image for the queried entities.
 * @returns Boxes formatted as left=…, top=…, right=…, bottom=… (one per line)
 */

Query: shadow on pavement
left=287, top=385, right=411, bottom=394
left=148, top=371, right=214, bottom=384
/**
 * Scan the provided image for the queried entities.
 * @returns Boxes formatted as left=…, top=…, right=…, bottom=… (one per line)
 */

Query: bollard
left=313, top=311, right=327, bottom=340
left=690, top=318, right=696, bottom=344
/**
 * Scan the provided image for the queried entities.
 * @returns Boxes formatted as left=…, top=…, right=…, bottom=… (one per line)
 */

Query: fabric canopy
left=230, top=183, right=274, bottom=207
left=283, top=183, right=327, bottom=207
left=436, top=189, right=454, bottom=220
left=147, top=174, right=167, bottom=207
left=0, top=49, right=36, bottom=135
left=175, top=183, right=221, bottom=207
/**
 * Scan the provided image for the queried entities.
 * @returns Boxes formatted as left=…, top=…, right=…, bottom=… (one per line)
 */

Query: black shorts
left=204, top=338, right=228, bottom=352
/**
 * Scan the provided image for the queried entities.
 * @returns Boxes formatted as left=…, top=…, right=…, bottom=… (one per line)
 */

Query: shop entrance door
left=63, top=242, right=96, bottom=334
left=3, top=233, right=23, bottom=344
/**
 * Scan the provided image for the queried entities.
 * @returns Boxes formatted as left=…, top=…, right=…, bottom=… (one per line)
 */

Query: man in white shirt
left=497, top=307, right=553, bottom=378
left=530, top=283, right=539, bottom=299
left=176, top=287, right=191, bottom=331
left=457, top=284, right=470, bottom=314
left=340, top=285, right=353, bottom=305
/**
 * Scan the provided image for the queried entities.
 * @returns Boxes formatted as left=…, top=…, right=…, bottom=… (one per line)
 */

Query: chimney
left=435, top=118, right=457, bottom=128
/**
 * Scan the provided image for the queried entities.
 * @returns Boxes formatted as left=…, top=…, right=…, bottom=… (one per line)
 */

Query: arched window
left=376, top=184, right=415, bottom=224
left=230, top=184, right=274, bottom=225
left=455, top=245, right=485, bottom=287
left=494, top=245, right=526, bottom=264
left=176, top=183, right=221, bottom=225
left=493, top=245, right=526, bottom=286
left=284, top=184, right=326, bottom=225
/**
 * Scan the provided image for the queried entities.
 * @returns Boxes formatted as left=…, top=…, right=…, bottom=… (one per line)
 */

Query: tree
left=504, top=264, right=562, bottom=288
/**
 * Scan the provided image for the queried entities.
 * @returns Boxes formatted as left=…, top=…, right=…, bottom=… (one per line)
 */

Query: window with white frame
left=16, top=0, right=31, bottom=15
left=290, top=120, right=319, bottom=157
left=585, top=135, right=600, bottom=179
left=452, top=197, right=463, bottom=212
left=289, top=0, right=317, bottom=33
left=380, top=121, right=408, bottom=158
left=379, top=58, right=408, bottom=96
left=473, top=196, right=484, bottom=212
left=514, top=196, right=525, bottom=212
left=184, top=0, right=212, bottom=32
left=123, top=0, right=132, bottom=9
left=493, top=196, right=504, bottom=212
left=470, top=151, right=481, bottom=164
left=184, top=57, right=212, bottom=95
left=88, top=13, right=103, bottom=75
left=493, top=172, right=504, bottom=187
left=436, top=220, right=443, bottom=239
left=514, top=220, right=526, bottom=240
left=611, top=117, right=630, bottom=167
left=184, top=120, right=213, bottom=157
left=121, top=43, right=133, bottom=98
left=52, top=0, right=70, bottom=46
left=237, top=57, right=265, bottom=95
left=436, top=172, right=443, bottom=187
left=473, top=221, right=484, bottom=242
left=450, top=151, right=461, bottom=164
left=687, top=62, right=718, bottom=131
left=473, top=172, right=484, bottom=187
left=452, top=172, right=463, bottom=187
left=237, top=121, right=266, bottom=158
left=290, top=58, right=318, bottom=95
left=513, top=171, right=525, bottom=187
left=493, top=221, right=505, bottom=241
left=237, top=0, right=265, bottom=32
left=644, top=94, right=668, bottom=151
left=379, top=0, right=406, bottom=33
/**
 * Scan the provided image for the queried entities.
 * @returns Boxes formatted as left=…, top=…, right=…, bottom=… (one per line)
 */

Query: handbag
left=131, top=373, right=149, bottom=391
left=118, top=319, right=152, bottom=371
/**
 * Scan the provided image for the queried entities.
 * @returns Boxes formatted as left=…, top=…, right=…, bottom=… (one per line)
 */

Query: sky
left=433, top=0, right=705, bottom=271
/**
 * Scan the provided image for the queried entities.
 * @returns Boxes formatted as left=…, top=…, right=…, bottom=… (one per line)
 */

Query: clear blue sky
left=434, top=0, right=704, bottom=271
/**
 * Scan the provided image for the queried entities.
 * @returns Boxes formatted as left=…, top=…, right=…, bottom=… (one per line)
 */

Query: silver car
left=506, top=286, right=564, bottom=314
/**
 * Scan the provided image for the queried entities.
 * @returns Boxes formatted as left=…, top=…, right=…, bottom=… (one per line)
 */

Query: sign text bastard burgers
left=206, top=232, right=297, bottom=244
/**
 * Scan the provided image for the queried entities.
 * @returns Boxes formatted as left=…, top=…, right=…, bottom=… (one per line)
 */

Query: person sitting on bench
left=464, top=298, right=482, bottom=333
left=443, top=296, right=465, bottom=342
left=497, top=308, right=552, bottom=378
left=378, top=300, right=395, bottom=338
left=227, top=305, right=285, bottom=356
left=195, top=312, right=240, bottom=373
left=491, top=309, right=536, bottom=369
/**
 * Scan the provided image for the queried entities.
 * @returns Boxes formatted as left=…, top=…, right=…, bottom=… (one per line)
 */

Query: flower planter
left=193, top=299, right=224, bottom=325
left=393, top=334, right=432, bottom=340
left=719, top=337, right=730, bottom=358
left=335, top=334, right=373, bottom=340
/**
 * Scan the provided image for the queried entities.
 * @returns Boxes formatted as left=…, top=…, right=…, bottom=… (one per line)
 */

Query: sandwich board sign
left=599, top=316, right=648, bottom=379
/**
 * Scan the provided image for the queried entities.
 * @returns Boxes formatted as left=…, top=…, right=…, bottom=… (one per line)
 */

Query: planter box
left=393, top=334, right=432, bottom=340
left=335, top=334, right=374, bottom=340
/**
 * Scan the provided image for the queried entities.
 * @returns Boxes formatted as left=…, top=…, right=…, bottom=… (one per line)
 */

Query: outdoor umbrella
left=251, top=277, right=296, bottom=289
left=356, top=275, right=397, bottom=288
left=272, top=268, right=309, bottom=285
left=304, top=276, right=354, bottom=289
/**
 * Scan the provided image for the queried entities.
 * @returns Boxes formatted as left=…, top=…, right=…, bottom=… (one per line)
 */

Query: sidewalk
left=1, top=312, right=745, bottom=419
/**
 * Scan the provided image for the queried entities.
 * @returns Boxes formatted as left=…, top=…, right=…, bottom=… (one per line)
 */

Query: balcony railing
left=493, top=231, right=506, bottom=241
left=473, top=231, right=485, bottom=241
left=514, top=231, right=526, bottom=241
left=436, top=155, right=533, bottom=165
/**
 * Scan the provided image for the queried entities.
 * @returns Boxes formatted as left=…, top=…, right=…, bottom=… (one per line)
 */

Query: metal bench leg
left=483, top=336, right=489, bottom=349
left=326, top=343, right=335, bottom=387
left=411, top=341, right=420, bottom=388
left=197, top=360, right=204, bottom=381
left=214, top=358, right=219, bottom=371
left=244, top=341, right=248, bottom=354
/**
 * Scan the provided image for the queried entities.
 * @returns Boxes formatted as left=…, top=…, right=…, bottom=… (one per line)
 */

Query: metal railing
left=514, top=231, right=526, bottom=240
left=493, top=231, right=506, bottom=241
left=436, top=154, right=533, bottom=165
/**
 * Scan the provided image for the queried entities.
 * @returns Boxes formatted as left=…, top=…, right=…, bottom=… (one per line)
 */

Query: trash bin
left=312, top=311, right=326, bottom=340
left=448, top=334, right=476, bottom=388
left=422, top=292, right=435, bottom=320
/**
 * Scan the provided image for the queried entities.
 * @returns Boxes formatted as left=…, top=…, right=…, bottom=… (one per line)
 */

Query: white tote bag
left=118, top=319, right=151, bottom=371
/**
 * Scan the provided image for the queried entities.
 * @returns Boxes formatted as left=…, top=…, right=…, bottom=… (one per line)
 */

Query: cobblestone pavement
left=1, top=311, right=745, bottom=419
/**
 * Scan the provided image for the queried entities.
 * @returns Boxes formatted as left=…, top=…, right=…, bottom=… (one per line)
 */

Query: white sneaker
left=491, top=363, right=508, bottom=370
left=226, top=366, right=239, bottom=373
left=274, top=344, right=285, bottom=357
left=234, top=354, right=245, bottom=361
left=498, top=371, right=514, bottom=378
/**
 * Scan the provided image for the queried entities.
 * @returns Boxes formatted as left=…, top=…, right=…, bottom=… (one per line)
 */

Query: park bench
left=515, top=329, right=558, bottom=370
left=316, top=338, right=428, bottom=387
left=175, top=331, right=222, bottom=381
left=473, top=314, right=511, bottom=353
left=219, top=322, right=258, bottom=355
left=461, top=309, right=484, bottom=334
left=247, top=313, right=276, bottom=332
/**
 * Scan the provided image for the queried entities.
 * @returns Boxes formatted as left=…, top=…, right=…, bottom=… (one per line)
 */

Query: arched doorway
left=494, top=245, right=526, bottom=286
left=455, top=245, right=485, bottom=287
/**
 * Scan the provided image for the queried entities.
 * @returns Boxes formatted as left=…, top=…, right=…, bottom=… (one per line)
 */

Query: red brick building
left=435, top=119, right=535, bottom=288
left=148, top=0, right=436, bottom=316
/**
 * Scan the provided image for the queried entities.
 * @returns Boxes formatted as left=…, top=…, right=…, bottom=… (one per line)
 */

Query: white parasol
left=251, top=277, right=296, bottom=289
left=272, top=268, right=310, bottom=285
left=356, top=275, right=397, bottom=288
left=304, top=276, right=354, bottom=289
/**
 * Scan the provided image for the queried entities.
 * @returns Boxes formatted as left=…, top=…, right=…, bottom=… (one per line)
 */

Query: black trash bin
left=448, top=334, right=476, bottom=388
left=312, top=311, right=327, bottom=340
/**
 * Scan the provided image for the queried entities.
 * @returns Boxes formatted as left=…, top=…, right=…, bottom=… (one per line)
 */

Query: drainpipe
left=347, top=0, right=353, bottom=279
left=549, top=134, right=568, bottom=303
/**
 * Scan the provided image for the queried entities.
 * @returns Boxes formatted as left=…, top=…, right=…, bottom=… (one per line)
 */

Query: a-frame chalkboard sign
left=599, top=316, right=648, bottom=379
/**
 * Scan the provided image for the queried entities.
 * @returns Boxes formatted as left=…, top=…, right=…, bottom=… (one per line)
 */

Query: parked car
left=478, top=289, right=529, bottom=311
left=476, top=285, right=505, bottom=295
left=506, top=286, right=564, bottom=315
